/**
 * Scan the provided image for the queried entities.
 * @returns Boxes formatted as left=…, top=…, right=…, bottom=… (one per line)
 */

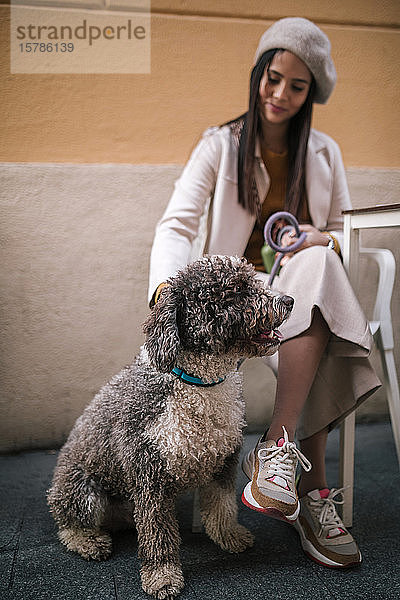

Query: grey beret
left=254, top=17, right=337, bottom=104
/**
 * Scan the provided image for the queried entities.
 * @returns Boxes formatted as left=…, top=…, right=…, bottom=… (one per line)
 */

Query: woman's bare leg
left=298, top=427, right=329, bottom=496
left=265, top=307, right=330, bottom=442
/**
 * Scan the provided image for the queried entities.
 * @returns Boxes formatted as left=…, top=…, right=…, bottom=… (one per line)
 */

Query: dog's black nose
left=281, top=295, right=294, bottom=309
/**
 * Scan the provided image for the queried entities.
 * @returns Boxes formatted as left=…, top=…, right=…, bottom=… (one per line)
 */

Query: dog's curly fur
left=47, top=255, right=293, bottom=599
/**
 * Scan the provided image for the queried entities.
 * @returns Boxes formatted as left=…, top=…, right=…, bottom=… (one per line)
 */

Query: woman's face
left=258, top=50, right=312, bottom=125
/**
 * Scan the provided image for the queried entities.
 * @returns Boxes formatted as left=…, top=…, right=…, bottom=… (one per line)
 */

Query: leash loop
left=263, top=211, right=307, bottom=286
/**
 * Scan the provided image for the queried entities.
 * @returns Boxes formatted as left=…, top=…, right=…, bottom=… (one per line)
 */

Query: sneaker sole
left=293, top=518, right=362, bottom=568
left=241, top=481, right=299, bottom=523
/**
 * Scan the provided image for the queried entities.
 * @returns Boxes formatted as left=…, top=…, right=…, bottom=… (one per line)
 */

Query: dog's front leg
left=199, top=450, right=254, bottom=553
left=134, top=485, right=184, bottom=600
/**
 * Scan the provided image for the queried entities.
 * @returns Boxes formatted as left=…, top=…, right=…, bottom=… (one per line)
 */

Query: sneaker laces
left=309, top=487, right=347, bottom=537
left=258, top=426, right=312, bottom=487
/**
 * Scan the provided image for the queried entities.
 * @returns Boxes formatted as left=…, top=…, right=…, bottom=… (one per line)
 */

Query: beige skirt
left=258, top=245, right=381, bottom=440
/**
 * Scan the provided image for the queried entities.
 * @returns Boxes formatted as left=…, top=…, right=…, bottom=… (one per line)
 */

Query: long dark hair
left=225, top=49, right=316, bottom=219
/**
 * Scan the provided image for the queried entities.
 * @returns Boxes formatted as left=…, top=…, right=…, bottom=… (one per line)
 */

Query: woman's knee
left=295, top=245, right=342, bottom=274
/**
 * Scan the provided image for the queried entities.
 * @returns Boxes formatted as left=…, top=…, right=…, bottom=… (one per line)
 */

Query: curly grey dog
left=47, top=255, right=293, bottom=599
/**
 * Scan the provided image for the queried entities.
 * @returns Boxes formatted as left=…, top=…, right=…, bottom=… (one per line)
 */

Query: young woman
left=148, top=17, right=380, bottom=568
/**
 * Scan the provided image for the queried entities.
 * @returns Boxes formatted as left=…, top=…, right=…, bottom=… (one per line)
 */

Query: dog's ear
left=143, top=286, right=180, bottom=372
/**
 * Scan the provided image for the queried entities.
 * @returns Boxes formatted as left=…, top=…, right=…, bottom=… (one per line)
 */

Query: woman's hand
left=279, top=224, right=328, bottom=265
left=281, top=224, right=328, bottom=250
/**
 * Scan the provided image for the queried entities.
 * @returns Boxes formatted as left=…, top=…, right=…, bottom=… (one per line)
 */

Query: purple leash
left=264, top=211, right=307, bottom=286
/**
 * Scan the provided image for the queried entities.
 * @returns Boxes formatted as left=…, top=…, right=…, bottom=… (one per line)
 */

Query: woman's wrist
left=321, top=231, right=341, bottom=255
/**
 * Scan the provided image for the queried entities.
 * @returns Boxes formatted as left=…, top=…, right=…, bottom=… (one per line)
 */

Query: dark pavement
left=1, top=422, right=399, bottom=600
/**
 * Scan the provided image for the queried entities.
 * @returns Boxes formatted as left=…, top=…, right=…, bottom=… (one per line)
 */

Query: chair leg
left=339, top=341, right=400, bottom=528
left=381, top=347, right=400, bottom=467
left=192, top=488, right=203, bottom=533
left=339, top=412, right=355, bottom=528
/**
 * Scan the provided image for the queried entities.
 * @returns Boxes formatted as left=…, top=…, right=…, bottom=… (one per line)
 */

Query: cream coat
left=149, top=125, right=351, bottom=300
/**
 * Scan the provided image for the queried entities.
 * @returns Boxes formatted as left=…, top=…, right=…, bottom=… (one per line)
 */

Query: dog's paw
left=215, top=524, right=255, bottom=553
left=141, top=563, right=184, bottom=599
left=58, top=527, right=112, bottom=561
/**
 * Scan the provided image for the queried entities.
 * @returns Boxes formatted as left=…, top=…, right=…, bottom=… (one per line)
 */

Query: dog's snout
left=281, top=295, right=294, bottom=309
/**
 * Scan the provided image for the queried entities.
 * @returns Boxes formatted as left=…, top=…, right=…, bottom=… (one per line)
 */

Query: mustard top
left=244, top=148, right=289, bottom=270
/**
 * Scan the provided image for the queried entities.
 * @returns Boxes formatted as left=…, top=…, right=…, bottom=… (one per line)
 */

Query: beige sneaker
left=242, top=426, right=312, bottom=522
left=294, top=488, right=362, bottom=568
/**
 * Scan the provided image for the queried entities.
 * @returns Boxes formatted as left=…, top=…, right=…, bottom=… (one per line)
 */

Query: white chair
left=192, top=246, right=399, bottom=531
left=340, top=247, right=400, bottom=526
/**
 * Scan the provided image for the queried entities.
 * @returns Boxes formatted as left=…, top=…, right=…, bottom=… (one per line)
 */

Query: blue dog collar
left=171, top=366, right=225, bottom=387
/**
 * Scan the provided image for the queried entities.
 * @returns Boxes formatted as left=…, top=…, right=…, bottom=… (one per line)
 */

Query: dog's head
left=143, top=256, right=293, bottom=372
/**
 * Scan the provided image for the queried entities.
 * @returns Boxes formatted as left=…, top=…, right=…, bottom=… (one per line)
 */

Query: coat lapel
left=305, top=134, right=333, bottom=229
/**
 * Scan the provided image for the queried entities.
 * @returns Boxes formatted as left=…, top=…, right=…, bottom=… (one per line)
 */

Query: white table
left=341, top=203, right=400, bottom=525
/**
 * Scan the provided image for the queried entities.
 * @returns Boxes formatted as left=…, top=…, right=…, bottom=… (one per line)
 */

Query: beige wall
left=0, top=2, right=399, bottom=451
